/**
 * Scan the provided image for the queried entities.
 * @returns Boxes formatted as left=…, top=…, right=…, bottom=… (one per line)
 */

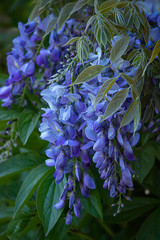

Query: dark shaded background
left=0, top=0, right=32, bottom=76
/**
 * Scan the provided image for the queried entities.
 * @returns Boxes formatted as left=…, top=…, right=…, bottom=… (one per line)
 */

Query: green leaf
left=43, top=17, right=57, bottom=38
left=71, top=65, right=106, bottom=85
left=137, top=208, right=160, bottom=240
left=102, top=88, right=129, bottom=121
left=7, top=211, right=34, bottom=240
left=143, top=39, right=160, bottom=75
left=46, top=218, right=70, bottom=240
left=18, top=109, right=40, bottom=145
left=14, top=164, right=53, bottom=217
left=94, top=77, right=118, bottom=106
left=70, top=0, right=89, bottom=15
left=39, top=0, right=52, bottom=11
left=81, top=189, right=103, bottom=220
left=121, top=73, right=139, bottom=98
left=100, top=0, right=119, bottom=14
left=76, top=36, right=90, bottom=63
left=84, top=15, right=96, bottom=32
left=134, top=98, right=141, bottom=133
left=0, top=206, right=14, bottom=223
left=148, top=39, right=160, bottom=64
left=110, top=35, right=129, bottom=63
left=120, top=101, right=136, bottom=128
left=0, top=108, right=20, bottom=120
left=37, top=175, right=67, bottom=235
left=58, top=2, right=75, bottom=30
left=121, top=73, right=137, bottom=89
left=0, top=153, right=40, bottom=180
left=105, top=197, right=160, bottom=224
left=133, top=146, right=155, bottom=183
left=64, top=37, right=80, bottom=46
left=29, top=4, right=41, bottom=22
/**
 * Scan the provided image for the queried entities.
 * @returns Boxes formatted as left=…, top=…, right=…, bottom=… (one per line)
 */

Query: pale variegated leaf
left=102, top=88, right=129, bottom=121
left=71, top=65, right=106, bottom=85
left=94, top=77, right=118, bottom=106
left=110, top=35, right=130, bottom=63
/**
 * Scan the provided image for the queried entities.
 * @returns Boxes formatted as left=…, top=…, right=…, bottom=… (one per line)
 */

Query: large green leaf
left=18, top=109, right=40, bottom=145
left=7, top=211, right=34, bottom=240
left=57, top=2, right=75, bottom=30
left=71, top=65, right=106, bottom=85
left=105, top=197, right=160, bottom=224
left=110, top=35, right=129, bottom=63
left=102, top=88, right=129, bottom=121
left=137, top=207, right=160, bottom=240
left=46, top=218, right=70, bottom=240
left=94, top=77, right=118, bottom=106
left=37, top=174, right=67, bottom=235
left=0, top=153, right=40, bottom=180
left=133, top=146, right=155, bottom=183
left=14, top=164, right=53, bottom=217
left=70, top=0, right=89, bottom=15
left=81, top=189, right=103, bottom=220
left=0, top=108, right=20, bottom=120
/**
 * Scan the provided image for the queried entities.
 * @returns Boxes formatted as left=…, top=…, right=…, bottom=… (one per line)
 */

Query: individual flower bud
left=45, top=159, right=55, bottom=166
left=93, top=133, right=105, bottom=151
left=96, top=158, right=104, bottom=168
left=60, top=184, right=68, bottom=200
left=55, top=151, right=66, bottom=169
left=80, top=151, right=90, bottom=164
left=54, top=199, right=65, bottom=209
left=108, top=123, right=116, bottom=140
left=103, top=179, right=108, bottom=189
left=117, top=130, right=124, bottom=146
left=85, top=127, right=97, bottom=141
left=100, top=170, right=107, bottom=179
left=83, top=172, right=96, bottom=189
left=75, top=162, right=81, bottom=181
left=108, top=140, right=113, bottom=157
left=68, top=175, right=74, bottom=191
left=55, top=168, right=64, bottom=184
left=93, top=151, right=104, bottom=163
left=66, top=211, right=72, bottom=225
left=69, top=191, right=75, bottom=208
left=56, top=133, right=65, bottom=146
left=74, top=198, right=81, bottom=218
left=99, top=160, right=107, bottom=171
left=123, top=139, right=134, bottom=160
left=80, top=183, right=90, bottom=198
left=130, top=133, right=140, bottom=146
left=122, top=168, right=133, bottom=187
left=0, top=85, right=12, bottom=99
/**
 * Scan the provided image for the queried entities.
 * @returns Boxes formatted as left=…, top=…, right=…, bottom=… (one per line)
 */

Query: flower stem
left=20, top=78, right=29, bottom=106
left=98, top=219, right=114, bottom=237
left=69, top=229, right=95, bottom=240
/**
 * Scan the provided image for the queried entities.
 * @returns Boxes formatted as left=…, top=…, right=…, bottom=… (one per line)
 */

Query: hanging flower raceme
left=39, top=40, right=142, bottom=222
left=0, top=15, right=78, bottom=107
left=39, top=81, right=97, bottom=224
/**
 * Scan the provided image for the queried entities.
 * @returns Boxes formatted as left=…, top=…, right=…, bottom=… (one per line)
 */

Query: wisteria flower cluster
left=0, top=0, right=160, bottom=238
